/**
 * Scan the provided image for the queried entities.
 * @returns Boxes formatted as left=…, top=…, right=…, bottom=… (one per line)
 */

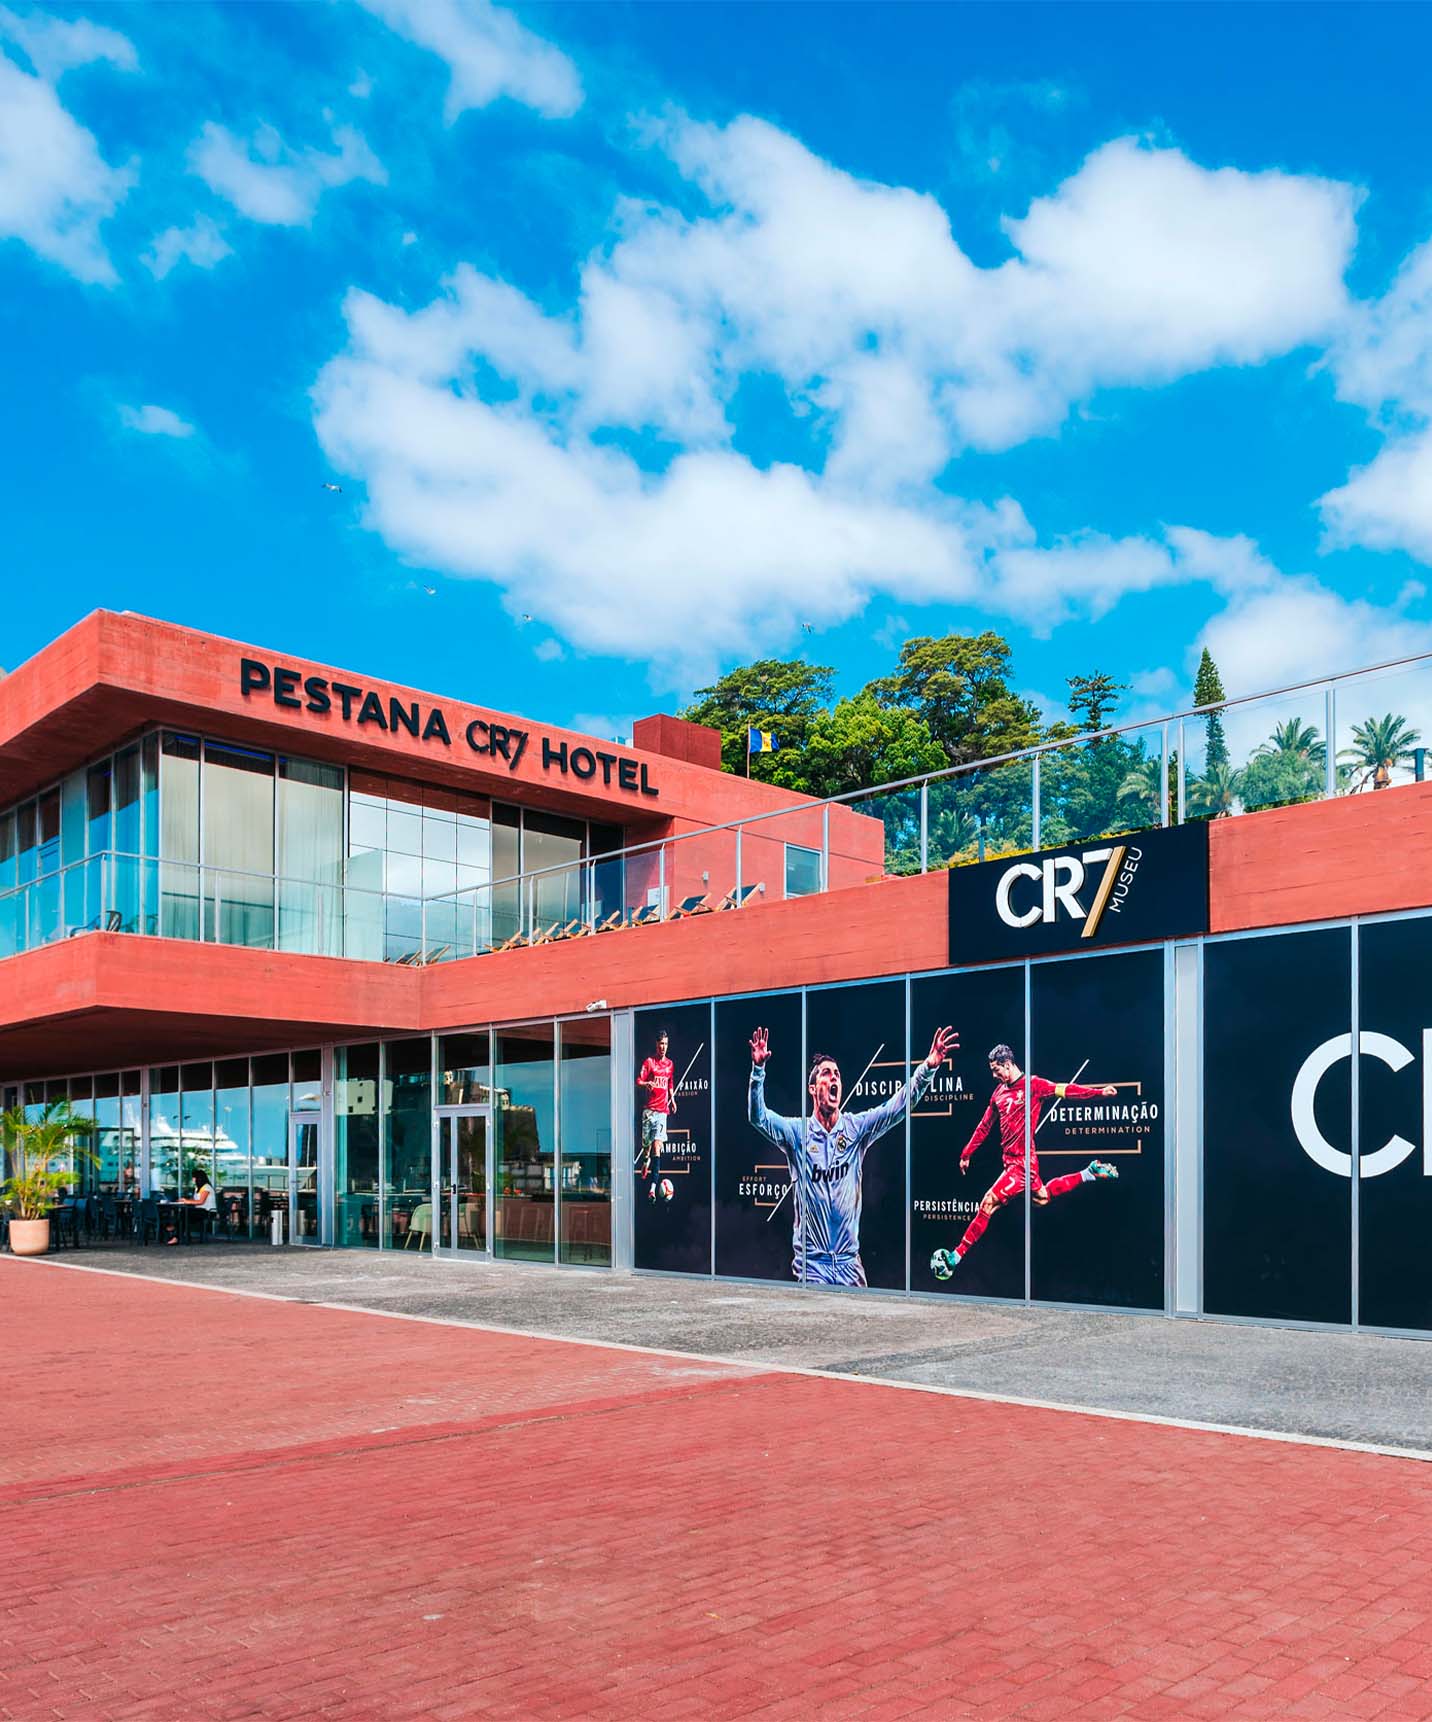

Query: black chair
left=136, top=1197, right=160, bottom=1245
left=99, top=1194, right=119, bottom=1240
left=51, top=1203, right=80, bottom=1249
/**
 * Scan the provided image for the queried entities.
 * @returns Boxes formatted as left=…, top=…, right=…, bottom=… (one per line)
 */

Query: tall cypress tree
left=1193, top=647, right=1228, bottom=769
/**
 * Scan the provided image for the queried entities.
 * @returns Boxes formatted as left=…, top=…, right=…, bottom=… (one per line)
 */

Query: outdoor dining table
left=156, top=1202, right=205, bottom=1243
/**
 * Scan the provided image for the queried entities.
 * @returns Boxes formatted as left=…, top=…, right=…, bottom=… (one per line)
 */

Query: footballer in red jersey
left=931, top=1043, right=1119, bottom=1278
left=637, top=1030, right=677, bottom=1201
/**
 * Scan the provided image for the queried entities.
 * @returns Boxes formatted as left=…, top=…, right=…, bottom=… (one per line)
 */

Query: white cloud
left=349, top=69, right=373, bottom=100
left=190, top=120, right=384, bottom=227
left=1318, top=238, right=1432, bottom=562
left=357, top=0, right=580, bottom=121
left=0, top=6, right=135, bottom=78
left=0, top=26, right=135, bottom=284
left=1320, top=430, right=1432, bottom=564
left=533, top=638, right=565, bottom=662
left=310, top=116, right=1366, bottom=676
left=118, top=402, right=197, bottom=438
left=141, top=214, right=232, bottom=280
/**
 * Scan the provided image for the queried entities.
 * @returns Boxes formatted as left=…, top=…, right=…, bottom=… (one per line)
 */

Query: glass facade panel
left=383, top=1038, right=432, bottom=1249
left=495, top=1026, right=556, bottom=1262
left=336, top=1043, right=380, bottom=1248
left=160, top=734, right=200, bottom=939
left=440, top=1032, right=490, bottom=1105
left=180, top=1062, right=216, bottom=1202
left=204, top=742, right=275, bottom=947
left=785, top=844, right=822, bottom=899
left=251, top=1053, right=289, bottom=1240
left=215, top=1057, right=251, bottom=1238
left=93, top=1072, right=121, bottom=1195
left=120, top=1071, right=141, bottom=1197
left=278, top=758, right=343, bottom=953
left=559, top=1019, right=611, bottom=1266
left=150, top=1065, right=181, bottom=1198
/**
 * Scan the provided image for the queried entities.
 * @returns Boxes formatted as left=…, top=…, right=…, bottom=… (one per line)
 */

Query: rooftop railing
left=1, top=647, right=1428, bottom=965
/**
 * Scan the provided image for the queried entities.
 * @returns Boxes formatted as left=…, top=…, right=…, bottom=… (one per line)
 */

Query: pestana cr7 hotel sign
left=948, top=822, right=1209, bottom=964
left=240, top=658, right=659, bottom=798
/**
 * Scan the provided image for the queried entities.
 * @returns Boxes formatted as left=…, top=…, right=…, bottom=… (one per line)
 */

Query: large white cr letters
left=995, top=849, right=1112, bottom=930
left=1290, top=1030, right=1432, bottom=1177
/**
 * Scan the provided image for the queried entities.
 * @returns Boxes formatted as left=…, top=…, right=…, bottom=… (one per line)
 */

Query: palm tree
left=1254, top=718, right=1325, bottom=767
left=1, top=1100, right=96, bottom=1219
left=1339, top=713, right=1422, bottom=792
left=1187, top=762, right=1243, bottom=819
left=1116, top=757, right=1164, bottom=823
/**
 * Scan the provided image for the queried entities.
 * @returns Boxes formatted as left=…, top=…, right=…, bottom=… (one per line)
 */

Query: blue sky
left=6, top=0, right=1432, bottom=745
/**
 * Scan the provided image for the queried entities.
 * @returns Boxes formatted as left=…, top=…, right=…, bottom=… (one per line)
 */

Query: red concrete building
left=3, top=613, right=1431, bottom=1337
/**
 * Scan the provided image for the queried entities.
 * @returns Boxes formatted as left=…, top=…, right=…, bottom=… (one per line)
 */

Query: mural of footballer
left=749, top=1022, right=957, bottom=1286
left=636, top=1029, right=676, bottom=1200
left=931, top=1042, right=1119, bottom=1279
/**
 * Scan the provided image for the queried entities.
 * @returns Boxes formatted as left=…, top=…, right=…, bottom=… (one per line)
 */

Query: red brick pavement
left=4, top=1260, right=1432, bottom=1721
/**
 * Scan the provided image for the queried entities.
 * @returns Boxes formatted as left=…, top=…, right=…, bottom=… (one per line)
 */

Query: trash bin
left=270, top=1208, right=285, bottom=1246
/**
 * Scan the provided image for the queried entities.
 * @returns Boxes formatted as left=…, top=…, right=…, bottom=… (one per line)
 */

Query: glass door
left=438, top=1109, right=489, bottom=1253
left=289, top=1113, right=322, bottom=1245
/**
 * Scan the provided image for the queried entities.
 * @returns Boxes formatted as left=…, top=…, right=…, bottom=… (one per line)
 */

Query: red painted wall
left=1209, top=782, right=1432, bottom=932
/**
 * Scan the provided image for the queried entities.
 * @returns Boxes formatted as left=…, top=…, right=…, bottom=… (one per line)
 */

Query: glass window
left=291, top=1049, right=322, bottom=1109
left=67, top=1075, right=93, bottom=1193
left=494, top=1026, right=556, bottom=1262
left=251, top=1053, right=289, bottom=1240
left=278, top=758, right=344, bottom=955
left=215, top=1057, right=251, bottom=1238
left=204, top=741, right=275, bottom=948
left=36, top=789, right=60, bottom=876
left=0, top=808, right=13, bottom=894
left=160, top=735, right=200, bottom=940
left=111, top=745, right=152, bottom=935
left=150, top=1065, right=181, bottom=1198
left=61, top=769, right=86, bottom=865
left=120, top=1071, right=141, bottom=1197
left=383, top=1038, right=431, bottom=1249
left=336, top=1043, right=380, bottom=1248
left=180, top=1062, right=216, bottom=1200
left=93, top=1073, right=121, bottom=1195
left=440, top=1032, right=490, bottom=1106
left=785, top=843, right=822, bottom=899
left=559, top=1018, right=611, bottom=1266
left=16, top=801, right=36, bottom=886
left=87, top=762, right=112, bottom=857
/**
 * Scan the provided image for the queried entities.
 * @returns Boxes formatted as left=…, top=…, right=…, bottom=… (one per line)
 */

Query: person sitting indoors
left=166, top=1168, right=217, bottom=1244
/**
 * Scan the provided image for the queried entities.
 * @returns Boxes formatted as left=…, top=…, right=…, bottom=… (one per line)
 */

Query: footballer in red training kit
left=931, top=1043, right=1119, bottom=1279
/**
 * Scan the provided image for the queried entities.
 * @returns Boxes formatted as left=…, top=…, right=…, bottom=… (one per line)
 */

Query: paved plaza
left=5, top=1253, right=1432, bottom=1720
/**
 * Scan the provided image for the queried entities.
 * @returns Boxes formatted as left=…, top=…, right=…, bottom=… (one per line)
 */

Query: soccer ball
left=659, top=1178, right=675, bottom=1202
left=930, top=1248, right=954, bottom=1281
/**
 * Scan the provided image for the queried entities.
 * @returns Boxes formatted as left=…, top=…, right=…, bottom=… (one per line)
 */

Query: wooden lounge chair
left=669, top=894, right=714, bottom=918
left=593, top=908, right=629, bottom=933
left=716, top=883, right=763, bottom=911
left=628, top=903, right=662, bottom=928
left=494, top=927, right=530, bottom=952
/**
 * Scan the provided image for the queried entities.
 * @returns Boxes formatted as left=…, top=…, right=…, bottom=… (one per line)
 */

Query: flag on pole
left=748, top=728, right=778, bottom=755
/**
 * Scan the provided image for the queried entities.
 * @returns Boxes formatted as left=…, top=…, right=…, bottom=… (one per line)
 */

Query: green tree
left=1187, top=761, right=1244, bottom=819
left=681, top=658, right=835, bottom=780
left=1, top=1100, right=96, bottom=1219
left=1116, top=755, right=1164, bottom=824
left=1241, top=718, right=1325, bottom=812
left=1193, top=647, right=1228, bottom=770
left=767, top=692, right=947, bottom=802
left=1340, top=712, right=1422, bottom=792
left=865, top=632, right=1042, bottom=768
left=1067, top=673, right=1129, bottom=736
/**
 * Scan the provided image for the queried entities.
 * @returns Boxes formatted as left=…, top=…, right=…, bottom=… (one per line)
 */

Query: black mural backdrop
left=714, top=990, right=805, bottom=1282
left=633, top=1001, right=713, bottom=1275
left=802, top=979, right=909, bottom=1290
left=1357, top=916, right=1432, bottom=1331
left=910, top=966, right=1027, bottom=1300
left=1203, top=928, right=1352, bottom=1325
left=1028, top=950, right=1165, bottom=1309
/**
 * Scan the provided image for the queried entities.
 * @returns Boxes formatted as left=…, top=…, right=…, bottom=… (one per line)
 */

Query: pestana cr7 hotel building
left=7, top=610, right=1432, bottom=1340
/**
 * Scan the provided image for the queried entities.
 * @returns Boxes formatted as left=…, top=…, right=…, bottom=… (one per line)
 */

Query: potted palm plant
left=2, top=1099, right=96, bottom=1256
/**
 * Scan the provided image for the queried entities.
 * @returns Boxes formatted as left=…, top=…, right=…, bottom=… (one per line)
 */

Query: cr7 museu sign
left=947, top=822, right=1209, bottom=965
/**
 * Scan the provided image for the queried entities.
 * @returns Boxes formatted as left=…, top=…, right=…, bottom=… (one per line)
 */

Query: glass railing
left=4, top=648, right=1431, bottom=967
